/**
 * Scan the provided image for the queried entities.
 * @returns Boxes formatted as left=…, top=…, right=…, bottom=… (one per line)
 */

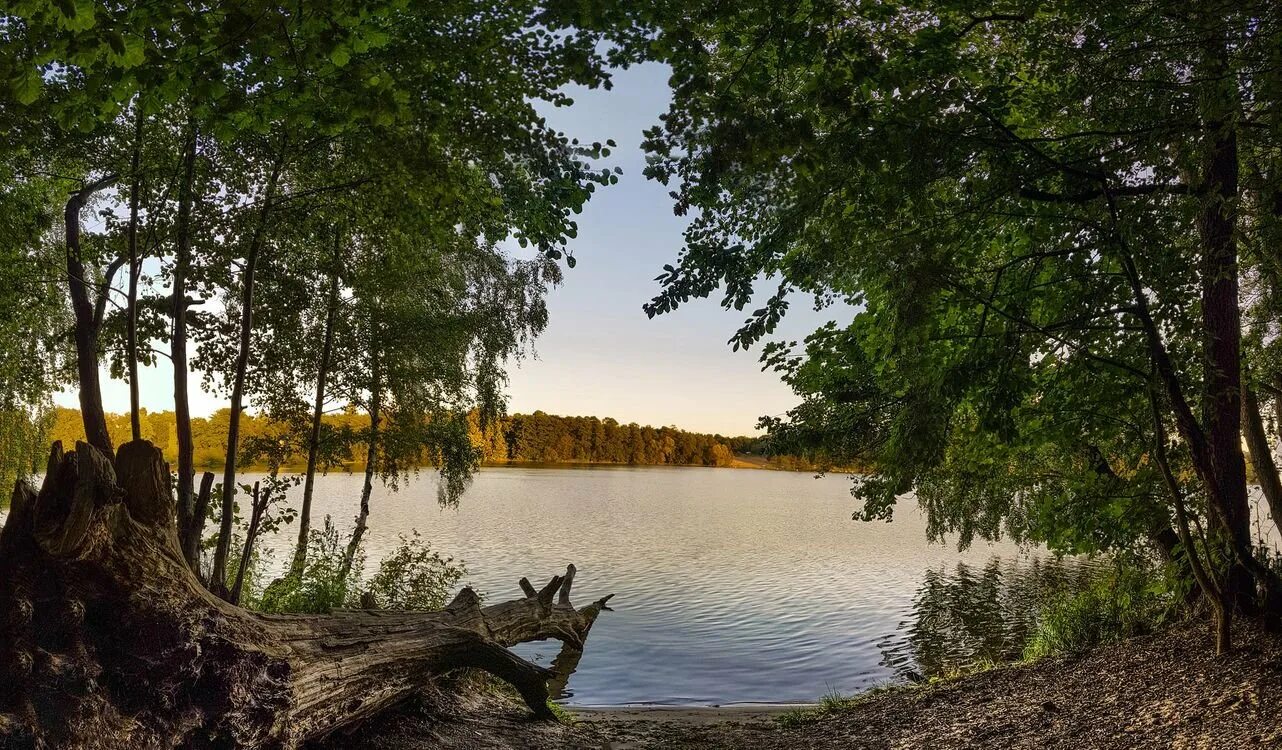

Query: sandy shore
left=324, top=622, right=1282, bottom=750
left=571, top=704, right=804, bottom=723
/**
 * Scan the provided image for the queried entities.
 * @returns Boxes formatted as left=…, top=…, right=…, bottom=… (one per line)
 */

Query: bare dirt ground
left=321, top=622, right=1282, bottom=750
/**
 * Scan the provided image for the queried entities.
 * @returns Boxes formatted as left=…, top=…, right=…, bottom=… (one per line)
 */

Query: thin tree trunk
left=0, top=440, right=613, bottom=748
left=182, top=470, right=215, bottom=575
left=126, top=107, right=145, bottom=442
left=341, top=344, right=379, bottom=582
left=1151, top=389, right=1230, bottom=652
left=172, top=121, right=198, bottom=561
left=64, top=175, right=121, bottom=456
left=212, top=158, right=283, bottom=595
left=293, top=241, right=342, bottom=574
left=230, top=481, right=264, bottom=606
left=1243, top=383, right=1282, bottom=535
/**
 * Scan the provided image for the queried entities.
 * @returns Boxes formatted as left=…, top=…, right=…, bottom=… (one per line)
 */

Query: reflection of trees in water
left=880, top=556, right=1101, bottom=680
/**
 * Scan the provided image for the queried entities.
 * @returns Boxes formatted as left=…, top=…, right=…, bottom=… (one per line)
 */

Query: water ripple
left=241, top=465, right=1089, bottom=706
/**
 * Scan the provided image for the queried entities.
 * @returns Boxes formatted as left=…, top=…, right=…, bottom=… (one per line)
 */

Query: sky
left=55, top=63, right=851, bottom=437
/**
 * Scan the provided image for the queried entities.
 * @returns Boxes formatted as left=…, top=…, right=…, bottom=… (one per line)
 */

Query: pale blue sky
left=56, top=63, right=849, bottom=436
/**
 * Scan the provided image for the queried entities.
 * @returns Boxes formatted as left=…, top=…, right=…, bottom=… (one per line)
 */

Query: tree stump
left=0, top=441, right=613, bottom=749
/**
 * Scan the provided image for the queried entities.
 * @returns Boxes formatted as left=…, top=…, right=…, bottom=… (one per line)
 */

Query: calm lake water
left=240, top=465, right=1098, bottom=706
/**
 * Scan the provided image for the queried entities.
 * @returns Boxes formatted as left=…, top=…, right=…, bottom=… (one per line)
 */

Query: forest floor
left=323, top=622, right=1282, bottom=750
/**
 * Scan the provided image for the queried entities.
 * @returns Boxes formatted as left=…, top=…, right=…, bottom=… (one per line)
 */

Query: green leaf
left=11, top=68, right=41, bottom=105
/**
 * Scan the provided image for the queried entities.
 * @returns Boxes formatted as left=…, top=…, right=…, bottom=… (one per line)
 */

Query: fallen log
left=0, top=440, right=613, bottom=749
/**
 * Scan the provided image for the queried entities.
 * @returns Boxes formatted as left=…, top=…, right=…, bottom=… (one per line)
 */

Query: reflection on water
left=881, top=557, right=1100, bottom=680
left=238, top=465, right=1106, bottom=705
left=3, top=465, right=1107, bottom=706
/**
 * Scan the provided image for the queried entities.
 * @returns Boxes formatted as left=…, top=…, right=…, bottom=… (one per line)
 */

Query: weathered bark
left=64, top=175, right=123, bottom=457
left=0, top=440, right=612, bottom=749
left=172, top=121, right=199, bottom=551
left=214, top=158, right=284, bottom=594
left=293, top=249, right=342, bottom=574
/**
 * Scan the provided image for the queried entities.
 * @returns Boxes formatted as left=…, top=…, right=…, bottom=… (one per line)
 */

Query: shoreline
left=183, top=457, right=848, bottom=475
left=325, top=622, right=1282, bottom=749
left=567, top=703, right=807, bottom=724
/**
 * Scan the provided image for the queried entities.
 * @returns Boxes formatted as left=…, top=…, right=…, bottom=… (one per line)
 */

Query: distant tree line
left=477, top=410, right=738, bottom=467
left=42, top=406, right=828, bottom=471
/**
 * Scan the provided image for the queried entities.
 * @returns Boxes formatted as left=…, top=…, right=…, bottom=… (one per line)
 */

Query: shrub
left=255, top=521, right=466, bottom=615
left=257, top=517, right=357, bottom=614
left=364, top=531, right=466, bottom=610
left=1022, top=561, right=1170, bottom=660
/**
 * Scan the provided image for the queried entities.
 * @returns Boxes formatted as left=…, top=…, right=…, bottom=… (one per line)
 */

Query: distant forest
left=42, top=407, right=819, bottom=472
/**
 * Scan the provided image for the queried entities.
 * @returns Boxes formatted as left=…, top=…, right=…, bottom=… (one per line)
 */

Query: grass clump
left=775, top=684, right=900, bottom=728
left=545, top=701, right=576, bottom=726
left=1022, top=561, right=1169, bottom=661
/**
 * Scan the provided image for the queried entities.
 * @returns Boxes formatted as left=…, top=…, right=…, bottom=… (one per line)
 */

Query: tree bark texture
left=0, top=440, right=612, bottom=749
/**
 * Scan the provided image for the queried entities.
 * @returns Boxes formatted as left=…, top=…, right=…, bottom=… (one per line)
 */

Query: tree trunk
left=0, top=440, right=612, bottom=749
left=1243, top=384, right=1282, bottom=535
left=1196, top=24, right=1253, bottom=612
left=64, top=175, right=122, bottom=457
left=172, top=121, right=199, bottom=554
left=126, top=107, right=145, bottom=442
left=213, top=159, right=283, bottom=594
left=341, top=344, right=379, bottom=583
left=230, top=481, right=264, bottom=606
left=181, top=470, right=215, bottom=575
left=293, top=251, right=342, bottom=574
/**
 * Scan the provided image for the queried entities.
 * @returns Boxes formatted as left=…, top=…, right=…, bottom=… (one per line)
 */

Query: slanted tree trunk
left=341, top=342, right=379, bottom=582
left=293, top=250, right=342, bottom=574
left=1243, top=384, right=1282, bottom=535
left=229, top=481, right=265, bottom=605
left=180, top=470, right=216, bottom=575
left=0, top=440, right=612, bottom=749
left=213, top=158, right=283, bottom=594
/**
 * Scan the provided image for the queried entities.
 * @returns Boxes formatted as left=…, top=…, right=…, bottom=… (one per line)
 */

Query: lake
left=243, top=464, right=1098, bottom=706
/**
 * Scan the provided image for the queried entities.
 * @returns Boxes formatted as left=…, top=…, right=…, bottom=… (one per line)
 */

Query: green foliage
left=1022, top=563, right=1172, bottom=661
left=544, top=701, right=576, bottom=726
left=257, top=517, right=361, bottom=614
left=255, top=519, right=466, bottom=615
left=363, top=531, right=466, bottom=611
left=637, top=1, right=1282, bottom=581
left=0, top=0, right=644, bottom=568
